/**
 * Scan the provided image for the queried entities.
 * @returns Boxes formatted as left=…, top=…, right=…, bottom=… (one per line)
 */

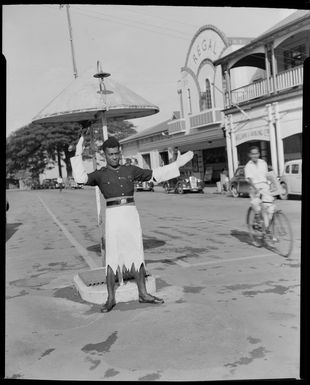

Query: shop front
left=202, top=146, right=227, bottom=183
left=237, top=140, right=271, bottom=166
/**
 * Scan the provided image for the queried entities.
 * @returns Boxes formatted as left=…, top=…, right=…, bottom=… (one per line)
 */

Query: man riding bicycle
left=244, top=146, right=275, bottom=234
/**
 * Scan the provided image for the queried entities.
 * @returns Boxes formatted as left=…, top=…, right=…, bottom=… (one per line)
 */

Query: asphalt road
left=5, top=187, right=301, bottom=381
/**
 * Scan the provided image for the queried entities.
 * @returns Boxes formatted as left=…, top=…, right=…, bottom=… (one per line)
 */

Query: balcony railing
left=229, top=65, right=303, bottom=106
left=167, top=118, right=186, bottom=135
left=189, top=108, right=223, bottom=130
left=276, top=65, right=303, bottom=91
left=231, top=78, right=269, bottom=104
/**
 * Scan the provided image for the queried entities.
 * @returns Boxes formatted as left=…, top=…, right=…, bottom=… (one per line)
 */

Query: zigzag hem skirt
left=105, top=205, right=145, bottom=275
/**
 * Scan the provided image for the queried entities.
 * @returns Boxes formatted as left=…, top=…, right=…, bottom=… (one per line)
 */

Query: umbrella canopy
left=32, top=69, right=159, bottom=123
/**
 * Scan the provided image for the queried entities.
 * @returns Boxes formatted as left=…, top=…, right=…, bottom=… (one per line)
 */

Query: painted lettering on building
left=235, top=128, right=270, bottom=145
left=187, top=28, right=226, bottom=74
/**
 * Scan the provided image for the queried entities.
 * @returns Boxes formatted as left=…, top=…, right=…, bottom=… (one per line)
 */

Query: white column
left=136, top=153, right=143, bottom=168
left=224, top=116, right=234, bottom=179
left=264, top=45, right=271, bottom=95
left=273, top=102, right=285, bottom=175
left=271, top=44, right=277, bottom=93
left=266, top=104, right=278, bottom=175
left=229, top=114, right=238, bottom=171
left=167, top=147, right=175, bottom=162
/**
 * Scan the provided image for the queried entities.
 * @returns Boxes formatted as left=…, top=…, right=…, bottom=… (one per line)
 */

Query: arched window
left=187, top=88, right=192, bottom=114
left=200, top=79, right=213, bottom=111
left=205, top=79, right=212, bottom=109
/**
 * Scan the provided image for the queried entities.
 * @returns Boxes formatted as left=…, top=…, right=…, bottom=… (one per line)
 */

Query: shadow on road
left=230, top=229, right=253, bottom=246
left=6, top=222, right=22, bottom=242
left=87, top=236, right=166, bottom=255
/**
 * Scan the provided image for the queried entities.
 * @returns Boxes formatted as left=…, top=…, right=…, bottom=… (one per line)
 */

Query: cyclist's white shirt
left=244, top=159, right=268, bottom=185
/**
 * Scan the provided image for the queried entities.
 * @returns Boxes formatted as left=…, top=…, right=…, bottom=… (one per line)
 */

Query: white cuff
left=151, top=162, right=180, bottom=183
left=70, top=155, right=88, bottom=184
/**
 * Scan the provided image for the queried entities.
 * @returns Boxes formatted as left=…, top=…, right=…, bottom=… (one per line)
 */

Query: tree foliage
left=6, top=118, right=137, bottom=179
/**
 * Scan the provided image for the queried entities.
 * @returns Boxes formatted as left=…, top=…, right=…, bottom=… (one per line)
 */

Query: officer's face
left=105, top=147, right=121, bottom=168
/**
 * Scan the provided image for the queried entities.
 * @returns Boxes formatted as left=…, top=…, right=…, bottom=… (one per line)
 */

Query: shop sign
left=187, top=28, right=226, bottom=74
left=235, top=127, right=270, bottom=145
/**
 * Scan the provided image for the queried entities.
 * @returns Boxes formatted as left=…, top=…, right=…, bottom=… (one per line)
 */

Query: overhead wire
left=72, top=4, right=194, bottom=37
left=44, top=5, right=304, bottom=66
left=114, top=5, right=205, bottom=29
left=69, top=6, right=192, bottom=41
left=43, top=5, right=305, bottom=74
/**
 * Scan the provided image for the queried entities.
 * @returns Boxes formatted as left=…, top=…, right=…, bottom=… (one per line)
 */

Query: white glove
left=70, top=155, right=88, bottom=184
left=175, top=150, right=194, bottom=168
left=75, top=135, right=84, bottom=156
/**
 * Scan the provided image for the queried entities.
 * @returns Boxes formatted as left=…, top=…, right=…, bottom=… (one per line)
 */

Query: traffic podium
left=73, top=267, right=156, bottom=304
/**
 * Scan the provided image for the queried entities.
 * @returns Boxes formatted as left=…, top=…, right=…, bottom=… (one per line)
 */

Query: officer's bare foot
left=100, top=299, right=116, bottom=313
left=139, top=293, right=164, bottom=304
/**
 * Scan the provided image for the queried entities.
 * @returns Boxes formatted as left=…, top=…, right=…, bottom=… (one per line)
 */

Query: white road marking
left=173, top=252, right=279, bottom=268
left=37, top=194, right=98, bottom=269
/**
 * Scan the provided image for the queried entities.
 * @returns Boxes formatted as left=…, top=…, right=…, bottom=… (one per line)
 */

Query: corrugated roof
left=258, top=9, right=310, bottom=38
left=214, top=9, right=310, bottom=65
left=120, top=119, right=170, bottom=143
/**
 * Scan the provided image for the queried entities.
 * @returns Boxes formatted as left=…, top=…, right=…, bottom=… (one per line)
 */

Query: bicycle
left=246, top=199, right=293, bottom=258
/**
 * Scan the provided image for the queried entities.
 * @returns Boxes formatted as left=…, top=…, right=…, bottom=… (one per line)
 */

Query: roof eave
left=214, top=13, right=310, bottom=66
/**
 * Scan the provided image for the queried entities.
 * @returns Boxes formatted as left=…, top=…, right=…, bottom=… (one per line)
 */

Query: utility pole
left=60, top=4, right=78, bottom=79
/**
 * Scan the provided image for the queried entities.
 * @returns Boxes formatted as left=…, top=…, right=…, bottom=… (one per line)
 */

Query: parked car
left=67, top=177, right=83, bottom=189
left=279, top=159, right=302, bottom=199
left=41, top=179, right=57, bottom=189
left=229, top=166, right=251, bottom=197
left=135, top=181, right=154, bottom=192
left=30, top=180, right=41, bottom=190
left=230, top=164, right=289, bottom=199
left=163, top=175, right=204, bottom=194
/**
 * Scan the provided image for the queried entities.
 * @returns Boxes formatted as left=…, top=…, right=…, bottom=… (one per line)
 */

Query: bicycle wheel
left=246, top=207, right=264, bottom=247
left=268, top=210, right=293, bottom=257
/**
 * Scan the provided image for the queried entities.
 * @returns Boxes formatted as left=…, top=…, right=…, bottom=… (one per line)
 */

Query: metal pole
left=65, top=4, right=78, bottom=79
left=266, top=104, right=278, bottom=176
left=89, top=126, right=105, bottom=261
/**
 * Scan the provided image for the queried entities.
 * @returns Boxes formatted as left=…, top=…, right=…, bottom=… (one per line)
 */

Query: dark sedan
left=163, top=175, right=204, bottom=194
left=135, top=181, right=154, bottom=192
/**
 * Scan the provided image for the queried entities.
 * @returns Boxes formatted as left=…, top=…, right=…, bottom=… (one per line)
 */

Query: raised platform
left=73, top=267, right=157, bottom=304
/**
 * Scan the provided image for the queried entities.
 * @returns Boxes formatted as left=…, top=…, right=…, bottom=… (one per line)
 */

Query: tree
left=6, top=124, right=50, bottom=180
left=6, top=118, right=137, bottom=180
left=39, top=122, right=81, bottom=177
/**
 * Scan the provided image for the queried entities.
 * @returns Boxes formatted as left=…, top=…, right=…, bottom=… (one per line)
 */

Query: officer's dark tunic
left=86, top=165, right=153, bottom=274
left=86, top=165, right=153, bottom=199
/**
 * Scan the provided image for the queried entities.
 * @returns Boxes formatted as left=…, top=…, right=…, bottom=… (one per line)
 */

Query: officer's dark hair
left=248, top=145, right=260, bottom=153
left=102, top=136, right=120, bottom=152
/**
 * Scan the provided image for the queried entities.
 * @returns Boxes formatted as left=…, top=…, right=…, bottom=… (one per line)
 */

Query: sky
left=3, top=4, right=297, bottom=138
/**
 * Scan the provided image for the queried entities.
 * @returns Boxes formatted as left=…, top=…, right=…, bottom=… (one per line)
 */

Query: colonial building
left=121, top=24, right=265, bottom=182
left=214, top=9, right=309, bottom=178
left=121, top=10, right=309, bottom=182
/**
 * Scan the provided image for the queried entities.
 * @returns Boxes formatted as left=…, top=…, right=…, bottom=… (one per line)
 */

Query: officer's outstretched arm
left=70, top=136, right=89, bottom=184
left=151, top=151, right=194, bottom=183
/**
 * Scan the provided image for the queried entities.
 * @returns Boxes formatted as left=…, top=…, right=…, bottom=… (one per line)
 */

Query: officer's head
left=248, top=145, right=260, bottom=163
left=102, top=137, right=121, bottom=168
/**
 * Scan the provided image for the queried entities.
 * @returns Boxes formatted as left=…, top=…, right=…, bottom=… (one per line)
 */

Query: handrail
left=229, top=65, right=303, bottom=106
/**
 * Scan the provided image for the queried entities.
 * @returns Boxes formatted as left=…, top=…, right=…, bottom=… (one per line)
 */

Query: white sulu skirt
left=104, top=205, right=145, bottom=275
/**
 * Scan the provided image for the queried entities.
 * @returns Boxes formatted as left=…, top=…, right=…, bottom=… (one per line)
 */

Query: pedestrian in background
left=57, top=176, right=63, bottom=192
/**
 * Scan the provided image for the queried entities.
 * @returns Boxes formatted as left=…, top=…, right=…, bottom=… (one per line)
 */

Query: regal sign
left=186, top=28, right=227, bottom=74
